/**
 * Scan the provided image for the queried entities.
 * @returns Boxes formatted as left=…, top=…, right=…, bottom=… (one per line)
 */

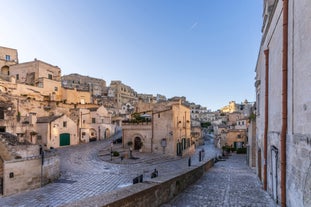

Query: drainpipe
left=151, top=112, right=154, bottom=153
left=263, top=49, right=269, bottom=191
left=281, top=0, right=288, bottom=206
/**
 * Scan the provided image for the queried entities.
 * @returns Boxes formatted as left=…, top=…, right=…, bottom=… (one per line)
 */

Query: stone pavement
left=161, top=154, right=278, bottom=207
left=0, top=137, right=221, bottom=207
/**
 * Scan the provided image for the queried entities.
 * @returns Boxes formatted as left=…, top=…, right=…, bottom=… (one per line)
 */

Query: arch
left=134, top=136, right=142, bottom=150
left=1, top=66, right=9, bottom=76
left=89, top=128, right=97, bottom=141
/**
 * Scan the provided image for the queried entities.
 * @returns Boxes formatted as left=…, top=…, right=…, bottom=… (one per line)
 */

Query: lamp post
left=110, top=142, right=113, bottom=161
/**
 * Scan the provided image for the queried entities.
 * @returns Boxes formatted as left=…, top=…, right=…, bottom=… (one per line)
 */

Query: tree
left=201, top=122, right=211, bottom=128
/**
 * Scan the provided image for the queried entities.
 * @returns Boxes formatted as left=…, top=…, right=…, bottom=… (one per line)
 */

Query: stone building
left=220, top=101, right=238, bottom=113
left=10, top=59, right=61, bottom=84
left=61, top=73, right=106, bottom=99
left=224, top=129, right=247, bottom=149
left=9, top=59, right=62, bottom=101
left=36, top=114, right=78, bottom=149
left=108, top=81, right=138, bottom=108
left=79, top=106, right=117, bottom=143
left=190, top=103, right=212, bottom=123
left=0, top=132, right=59, bottom=196
left=235, top=117, right=248, bottom=130
left=61, top=87, right=91, bottom=104
left=255, top=0, right=311, bottom=206
left=0, top=46, right=18, bottom=80
left=122, top=100, right=193, bottom=157
left=220, top=100, right=253, bottom=116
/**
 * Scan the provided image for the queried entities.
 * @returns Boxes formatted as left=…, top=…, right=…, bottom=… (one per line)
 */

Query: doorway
left=134, top=137, right=142, bottom=150
left=60, top=133, right=70, bottom=146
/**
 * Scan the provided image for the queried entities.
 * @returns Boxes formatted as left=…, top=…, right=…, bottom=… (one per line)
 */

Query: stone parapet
left=63, top=158, right=214, bottom=207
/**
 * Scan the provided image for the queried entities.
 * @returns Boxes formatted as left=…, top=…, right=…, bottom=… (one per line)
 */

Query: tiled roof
left=37, top=115, right=63, bottom=123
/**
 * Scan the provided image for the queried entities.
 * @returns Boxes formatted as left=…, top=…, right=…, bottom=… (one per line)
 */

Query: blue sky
left=0, top=0, right=262, bottom=111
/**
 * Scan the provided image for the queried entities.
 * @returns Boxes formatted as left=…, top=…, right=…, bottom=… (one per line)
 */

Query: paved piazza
left=0, top=136, right=277, bottom=207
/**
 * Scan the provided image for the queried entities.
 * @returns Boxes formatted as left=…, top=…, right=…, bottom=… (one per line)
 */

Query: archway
left=89, top=128, right=97, bottom=142
left=134, top=136, right=142, bottom=150
left=1, top=66, right=9, bottom=76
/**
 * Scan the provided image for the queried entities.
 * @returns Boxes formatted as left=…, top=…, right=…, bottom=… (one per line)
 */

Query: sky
left=0, top=0, right=263, bottom=111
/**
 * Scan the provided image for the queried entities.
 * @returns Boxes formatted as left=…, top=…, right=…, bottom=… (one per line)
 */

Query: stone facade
left=122, top=123, right=152, bottom=152
left=122, top=100, right=193, bottom=156
left=153, top=101, right=192, bottom=156
left=108, top=81, right=138, bottom=108
left=61, top=87, right=91, bottom=104
left=79, top=106, right=117, bottom=142
left=0, top=46, right=18, bottom=80
left=9, top=59, right=61, bottom=84
left=247, top=119, right=256, bottom=168
left=0, top=133, right=59, bottom=196
left=61, top=73, right=106, bottom=98
left=224, top=129, right=247, bottom=149
left=221, top=101, right=238, bottom=113
left=255, top=0, right=311, bottom=206
left=36, top=114, right=78, bottom=149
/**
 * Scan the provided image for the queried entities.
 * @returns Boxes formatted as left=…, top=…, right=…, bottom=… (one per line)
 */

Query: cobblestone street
left=0, top=136, right=221, bottom=207
left=162, top=154, right=278, bottom=207
left=0, top=136, right=277, bottom=207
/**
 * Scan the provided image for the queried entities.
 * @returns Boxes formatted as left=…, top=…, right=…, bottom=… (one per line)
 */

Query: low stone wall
left=2, top=151, right=59, bottom=196
left=3, top=157, right=41, bottom=196
left=64, top=158, right=214, bottom=207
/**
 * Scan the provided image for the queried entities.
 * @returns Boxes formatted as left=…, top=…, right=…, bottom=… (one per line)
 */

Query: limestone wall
left=61, top=88, right=91, bottom=104
left=122, top=123, right=152, bottom=152
left=0, top=46, right=18, bottom=69
left=2, top=151, right=59, bottom=196
left=42, top=152, right=60, bottom=184
left=3, top=158, right=41, bottom=196
left=256, top=1, right=311, bottom=206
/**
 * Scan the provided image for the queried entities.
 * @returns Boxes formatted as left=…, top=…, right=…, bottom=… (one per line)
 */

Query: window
left=16, top=74, right=19, bottom=80
left=54, top=87, right=58, bottom=91
left=5, top=55, right=10, bottom=61
left=48, top=74, right=52, bottom=80
left=92, top=118, right=96, bottom=124
left=63, top=121, right=67, bottom=127
left=158, top=113, right=160, bottom=118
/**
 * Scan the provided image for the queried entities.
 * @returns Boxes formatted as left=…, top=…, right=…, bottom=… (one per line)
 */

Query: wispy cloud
left=189, top=22, right=198, bottom=31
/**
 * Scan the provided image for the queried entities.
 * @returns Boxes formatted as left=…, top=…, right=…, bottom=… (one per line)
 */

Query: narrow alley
left=162, top=154, right=277, bottom=207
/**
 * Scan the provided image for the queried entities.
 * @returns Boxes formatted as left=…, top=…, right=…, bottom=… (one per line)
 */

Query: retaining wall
left=64, top=158, right=214, bottom=207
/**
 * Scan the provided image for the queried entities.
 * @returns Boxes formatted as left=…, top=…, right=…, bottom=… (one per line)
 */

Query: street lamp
left=110, top=142, right=113, bottom=161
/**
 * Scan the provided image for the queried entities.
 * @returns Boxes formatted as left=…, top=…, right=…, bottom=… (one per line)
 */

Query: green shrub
left=237, top=148, right=247, bottom=154
left=113, top=151, right=120, bottom=156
